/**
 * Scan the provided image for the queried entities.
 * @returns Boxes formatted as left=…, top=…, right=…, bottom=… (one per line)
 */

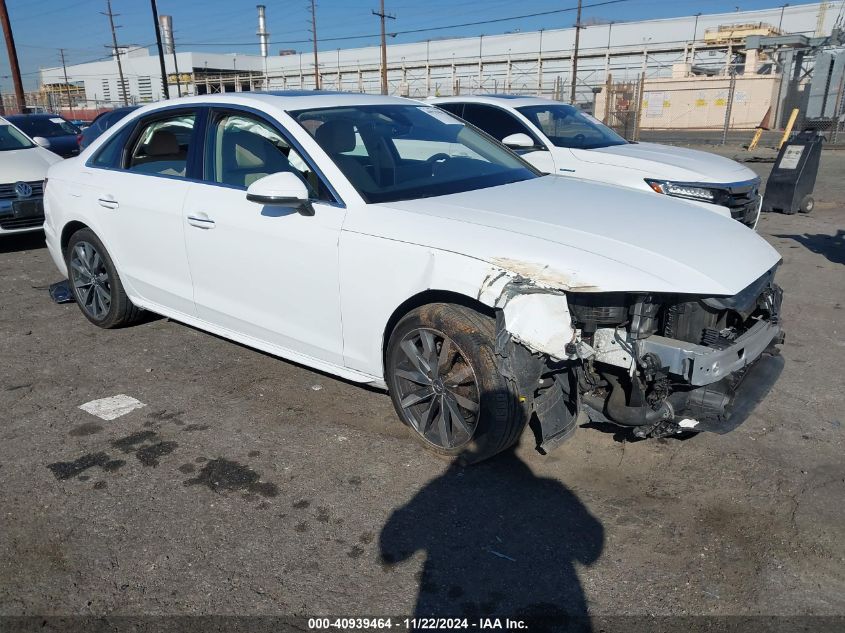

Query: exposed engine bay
left=493, top=266, right=785, bottom=451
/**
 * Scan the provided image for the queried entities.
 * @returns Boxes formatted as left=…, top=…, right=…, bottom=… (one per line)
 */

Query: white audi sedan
left=45, top=92, right=784, bottom=463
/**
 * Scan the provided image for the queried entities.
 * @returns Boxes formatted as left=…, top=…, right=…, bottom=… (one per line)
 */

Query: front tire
left=65, top=228, right=142, bottom=328
left=385, top=303, right=525, bottom=464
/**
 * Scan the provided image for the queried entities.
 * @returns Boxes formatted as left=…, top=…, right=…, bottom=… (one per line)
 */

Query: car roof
left=6, top=113, right=64, bottom=119
left=431, top=94, right=570, bottom=108
left=129, top=91, right=418, bottom=116
left=96, top=106, right=139, bottom=119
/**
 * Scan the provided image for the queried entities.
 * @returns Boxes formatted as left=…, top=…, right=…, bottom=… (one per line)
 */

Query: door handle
left=97, top=195, right=119, bottom=210
left=187, top=214, right=216, bottom=229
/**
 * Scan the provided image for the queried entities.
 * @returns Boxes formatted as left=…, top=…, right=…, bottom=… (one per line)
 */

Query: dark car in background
left=6, top=113, right=81, bottom=158
left=78, top=106, right=140, bottom=150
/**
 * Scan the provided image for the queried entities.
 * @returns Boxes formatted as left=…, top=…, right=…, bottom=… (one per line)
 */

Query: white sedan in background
left=0, top=116, right=62, bottom=235
left=431, top=95, right=762, bottom=228
left=44, top=92, right=783, bottom=463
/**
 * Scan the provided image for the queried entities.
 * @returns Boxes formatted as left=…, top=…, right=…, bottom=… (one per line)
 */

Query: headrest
left=147, top=130, right=179, bottom=156
left=224, top=130, right=271, bottom=169
left=314, top=119, right=356, bottom=154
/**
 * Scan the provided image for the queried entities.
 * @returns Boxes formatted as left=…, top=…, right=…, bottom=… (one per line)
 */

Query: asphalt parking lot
left=1, top=147, right=844, bottom=630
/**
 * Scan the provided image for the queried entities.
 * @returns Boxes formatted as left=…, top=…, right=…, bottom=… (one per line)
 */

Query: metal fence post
left=603, top=72, right=612, bottom=124
left=832, top=70, right=845, bottom=145
left=721, top=69, right=737, bottom=145
left=632, top=71, right=645, bottom=141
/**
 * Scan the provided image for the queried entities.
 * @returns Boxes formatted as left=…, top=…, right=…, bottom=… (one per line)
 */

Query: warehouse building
left=38, top=1, right=844, bottom=131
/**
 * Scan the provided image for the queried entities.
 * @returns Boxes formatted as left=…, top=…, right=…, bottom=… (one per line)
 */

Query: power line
left=179, top=0, right=631, bottom=47
left=24, top=43, right=158, bottom=76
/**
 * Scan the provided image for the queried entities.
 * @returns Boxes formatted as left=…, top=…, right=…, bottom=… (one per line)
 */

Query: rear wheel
left=385, top=303, right=525, bottom=464
left=66, top=228, right=142, bottom=328
left=799, top=194, right=814, bottom=214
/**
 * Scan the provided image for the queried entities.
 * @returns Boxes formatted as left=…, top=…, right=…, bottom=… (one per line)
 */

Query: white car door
left=182, top=109, right=347, bottom=365
left=81, top=108, right=198, bottom=316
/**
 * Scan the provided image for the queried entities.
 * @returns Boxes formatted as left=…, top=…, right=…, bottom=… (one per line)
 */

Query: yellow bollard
left=778, top=108, right=800, bottom=149
left=748, top=127, right=764, bottom=151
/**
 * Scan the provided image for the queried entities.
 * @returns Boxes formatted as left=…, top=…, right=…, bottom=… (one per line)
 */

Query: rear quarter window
left=88, top=125, right=131, bottom=168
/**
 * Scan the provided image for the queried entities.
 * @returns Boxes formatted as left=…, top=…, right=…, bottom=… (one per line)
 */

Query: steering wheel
left=572, top=133, right=587, bottom=147
left=426, top=152, right=452, bottom=176
left=426, top=153, right=451, bottom=164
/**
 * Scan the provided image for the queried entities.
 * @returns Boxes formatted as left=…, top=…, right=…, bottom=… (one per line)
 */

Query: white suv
left=0, top=117, right=63, bottom=235
left=432, top=95, right=762, bottom=228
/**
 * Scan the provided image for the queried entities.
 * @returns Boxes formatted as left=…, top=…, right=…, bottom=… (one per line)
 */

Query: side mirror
left=246, top=171, right=313, bottom=216
left=32, top=136, right=51, bottom=148
left=501, top=133, right=537, bottom=150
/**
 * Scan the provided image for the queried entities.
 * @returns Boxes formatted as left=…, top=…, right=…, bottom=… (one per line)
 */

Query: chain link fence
left=594, top=65, right=845, bottom=148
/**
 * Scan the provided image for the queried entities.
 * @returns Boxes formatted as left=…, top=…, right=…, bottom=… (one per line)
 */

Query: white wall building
left=40, top=1, right=843, bottom=107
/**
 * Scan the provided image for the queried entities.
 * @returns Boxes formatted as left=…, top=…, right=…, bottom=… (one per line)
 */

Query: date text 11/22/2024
left=308, top=617, right=528, bottom=630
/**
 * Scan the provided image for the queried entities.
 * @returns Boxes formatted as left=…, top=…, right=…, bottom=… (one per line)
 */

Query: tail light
left=76, top=134, right=83, bottom=145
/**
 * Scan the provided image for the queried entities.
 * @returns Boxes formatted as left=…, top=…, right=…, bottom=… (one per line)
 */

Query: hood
left=41, top=135, right=80, bottom=157
left=0, top=146, right=61, bottom=183
left=570, top=142, right=756, bottom=183
left=376, top=176, right=780, bottom=296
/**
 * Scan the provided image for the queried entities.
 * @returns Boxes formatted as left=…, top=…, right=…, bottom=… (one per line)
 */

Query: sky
left=0, top=0, right=832, bottom=90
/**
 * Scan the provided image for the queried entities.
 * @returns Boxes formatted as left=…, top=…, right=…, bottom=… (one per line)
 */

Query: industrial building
left=37, top=1, right=845, bottom=132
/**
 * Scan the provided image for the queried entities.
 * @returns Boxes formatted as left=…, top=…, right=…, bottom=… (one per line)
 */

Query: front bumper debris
left=680, top=347, right=784, bottom=434
left=636, top=317, right=783, bottom=386
left=582, top=344, right=784, bottom=438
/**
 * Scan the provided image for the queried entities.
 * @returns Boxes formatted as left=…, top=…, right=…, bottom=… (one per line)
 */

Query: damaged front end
left=488, top=265, right=785, bottom=451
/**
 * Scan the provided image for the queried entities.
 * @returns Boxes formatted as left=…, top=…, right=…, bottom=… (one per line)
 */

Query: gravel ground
left=0, top=149, right=843, bottom=631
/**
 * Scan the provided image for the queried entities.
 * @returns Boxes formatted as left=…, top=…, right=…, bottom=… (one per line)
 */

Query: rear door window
left=127, top=113, right=196, bottom=178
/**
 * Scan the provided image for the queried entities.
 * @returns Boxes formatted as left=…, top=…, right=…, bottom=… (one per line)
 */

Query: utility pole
left=0, top=0, right=25, bottom=112
left=103, top=0, right=128, bottom=106
left=310, top=0, right=320, bottom=90
left=59, top=49, right=75, bottom=117
left=569, top=0, right=582, bottom=104
left=373, top=0, right=395, bottom=95
left=171, top=33, right=182, bottom=96
left=150, top=0, right=169, bottom=99
left=778, top=4, right=790, bottom=33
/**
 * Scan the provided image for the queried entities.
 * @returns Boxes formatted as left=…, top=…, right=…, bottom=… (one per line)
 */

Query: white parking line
left=79, top=395, right=146, bottom=421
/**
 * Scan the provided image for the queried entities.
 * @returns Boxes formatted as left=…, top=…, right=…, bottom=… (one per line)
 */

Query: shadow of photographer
left=379, top=445, right=604, bottom=632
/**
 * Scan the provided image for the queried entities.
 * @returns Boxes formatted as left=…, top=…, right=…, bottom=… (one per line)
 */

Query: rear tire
left=65, top=228, right=142, bottom=328
left=385, top=303, right=526, bottom=465
left=799, top=194, right=814, bottom=214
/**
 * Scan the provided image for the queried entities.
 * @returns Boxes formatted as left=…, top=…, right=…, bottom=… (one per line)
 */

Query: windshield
left=10, top=116, right=79, bottom=138
left=292, top=104, right=537, bottom=203
left=0, top=123, right=35, bottom=151
left=517, top=105, right=627, bottom=150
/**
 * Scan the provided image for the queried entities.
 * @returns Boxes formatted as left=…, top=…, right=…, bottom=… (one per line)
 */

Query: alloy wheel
left=392, top=328, right=480, bottom=449
left=69, top=240, right=111, bottom=321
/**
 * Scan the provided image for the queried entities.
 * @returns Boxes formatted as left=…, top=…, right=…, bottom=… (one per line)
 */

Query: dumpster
left=762, top=130, right=823, bottom=215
